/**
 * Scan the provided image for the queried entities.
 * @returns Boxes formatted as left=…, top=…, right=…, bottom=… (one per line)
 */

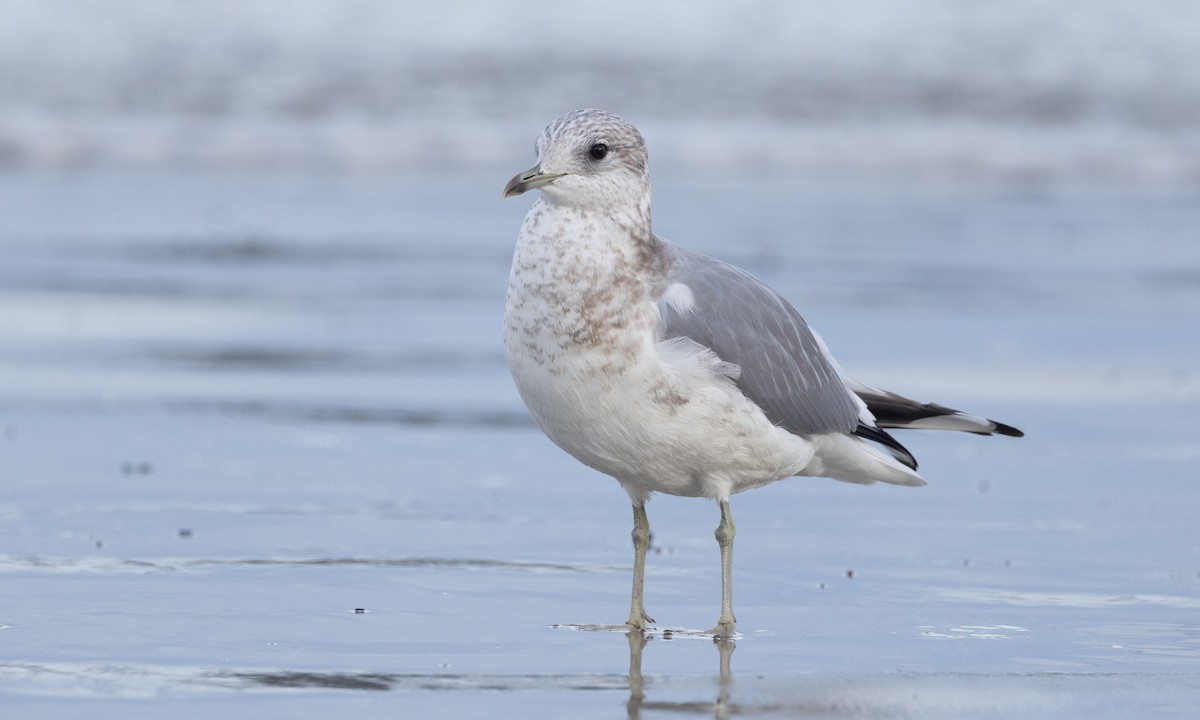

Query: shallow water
left=1, top=168, right=1198, bottom=717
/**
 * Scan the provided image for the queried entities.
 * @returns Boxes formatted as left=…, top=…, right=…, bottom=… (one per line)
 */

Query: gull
left=502, top=109, right=1022, bottom=637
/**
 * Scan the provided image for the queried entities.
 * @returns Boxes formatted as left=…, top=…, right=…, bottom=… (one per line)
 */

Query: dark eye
left=589, top=143, right=609, bottom=160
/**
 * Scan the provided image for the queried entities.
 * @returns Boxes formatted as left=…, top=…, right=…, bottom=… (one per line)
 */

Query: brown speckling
left=649, top=377, right=690, bottom=411
left=505, top=111, right=697, bottom=430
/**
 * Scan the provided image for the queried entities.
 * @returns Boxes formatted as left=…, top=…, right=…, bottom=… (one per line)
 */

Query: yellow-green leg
left=624, top=501, right=655, bottom=631
left=708, top=500, right=737, bottom=637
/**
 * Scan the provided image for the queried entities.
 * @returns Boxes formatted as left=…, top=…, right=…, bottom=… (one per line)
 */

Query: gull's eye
left=589, top=143, right=609, bottom=161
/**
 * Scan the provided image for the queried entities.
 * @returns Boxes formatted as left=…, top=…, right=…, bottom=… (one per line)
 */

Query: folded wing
left=658, top=247, right=862, bottom=438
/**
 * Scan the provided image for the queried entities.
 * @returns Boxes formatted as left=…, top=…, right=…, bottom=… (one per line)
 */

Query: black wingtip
left=854, top=424, right=918, bottom=470
left=990, top=420, right=1024, bottom=438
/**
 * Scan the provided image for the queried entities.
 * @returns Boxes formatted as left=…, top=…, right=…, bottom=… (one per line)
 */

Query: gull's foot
left=553, top=623, right=634, bottom=632
left=706, top=620, right=737, bottom=638
left=621, top=610, right=655, bottom=633
left=551, top=611, right=656, bottom=634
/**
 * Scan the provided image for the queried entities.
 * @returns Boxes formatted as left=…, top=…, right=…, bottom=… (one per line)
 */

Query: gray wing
left=659, top=246, right=860, bottom=437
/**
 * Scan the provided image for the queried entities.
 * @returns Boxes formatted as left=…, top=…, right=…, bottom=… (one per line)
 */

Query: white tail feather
left=800, top=434, right=927, bottom=487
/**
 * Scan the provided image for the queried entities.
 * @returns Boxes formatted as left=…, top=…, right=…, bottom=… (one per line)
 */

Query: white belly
left=505, top=298, right=816, bottom=501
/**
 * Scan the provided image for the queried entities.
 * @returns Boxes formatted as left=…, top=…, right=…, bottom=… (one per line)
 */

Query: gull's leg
left=625, top=501, right=655, bottom=630
left=708, top=500, right=737, bottom=637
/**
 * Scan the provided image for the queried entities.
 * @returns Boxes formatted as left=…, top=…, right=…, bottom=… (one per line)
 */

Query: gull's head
left=503, top=109, right=649, bottom=209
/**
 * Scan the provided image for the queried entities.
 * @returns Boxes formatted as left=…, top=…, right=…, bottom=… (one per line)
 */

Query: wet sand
left=1, top=170, right=1198, bottom=717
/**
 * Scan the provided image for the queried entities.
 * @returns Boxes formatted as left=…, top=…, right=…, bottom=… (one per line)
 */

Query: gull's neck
left=506, top=188, right=671, bottom=361
left=521, top=188, right=663, bottom=279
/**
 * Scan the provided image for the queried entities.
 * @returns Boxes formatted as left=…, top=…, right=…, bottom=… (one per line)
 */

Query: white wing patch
left=661, top=282, right=696, bottom=316
left=658, top=336, right=741, bottom=382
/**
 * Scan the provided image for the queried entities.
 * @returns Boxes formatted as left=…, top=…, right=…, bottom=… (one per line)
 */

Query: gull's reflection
left=625, top=630, right=646, bottom=718
left=625, top=630, right=736, bottom=720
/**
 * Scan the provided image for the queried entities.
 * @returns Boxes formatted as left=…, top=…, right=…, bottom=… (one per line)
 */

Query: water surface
left=1, top=168, right=1198, bottom=717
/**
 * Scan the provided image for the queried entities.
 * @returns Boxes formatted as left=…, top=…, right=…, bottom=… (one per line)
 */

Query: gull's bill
left=503, top=165, right=565, bottom=198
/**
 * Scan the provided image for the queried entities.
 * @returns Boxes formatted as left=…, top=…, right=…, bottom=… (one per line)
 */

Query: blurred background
left=2, top=1, right=1199, bottom=716
left=2, top=0, right=1198, bottom=185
